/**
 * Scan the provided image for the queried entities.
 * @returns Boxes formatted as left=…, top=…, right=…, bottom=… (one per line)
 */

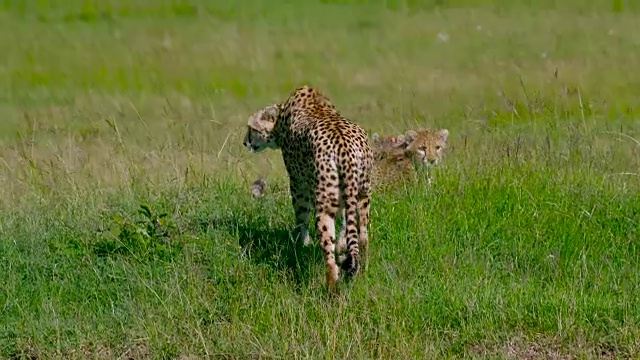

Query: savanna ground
left=1, top=1, right=639, bottom=359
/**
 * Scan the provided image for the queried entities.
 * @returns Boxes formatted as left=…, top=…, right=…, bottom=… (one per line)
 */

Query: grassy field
left=1, top=1, right=640, bottom=358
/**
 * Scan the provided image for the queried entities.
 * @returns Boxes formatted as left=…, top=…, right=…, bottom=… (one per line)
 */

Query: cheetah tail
left=340, top=180, right=360, bottom=277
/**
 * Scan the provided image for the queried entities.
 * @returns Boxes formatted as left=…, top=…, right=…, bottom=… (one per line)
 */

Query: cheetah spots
left=245, top=85, right=372, bottom=292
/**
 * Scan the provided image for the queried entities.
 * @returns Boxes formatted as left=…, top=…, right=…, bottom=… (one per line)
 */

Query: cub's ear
left=392, top=134, right=407, bottom=148
left=437, top=129, right=449, bottom=142
left=404, top=130, right=419, bottom=143
left=371, top=133, right=380, bottom=143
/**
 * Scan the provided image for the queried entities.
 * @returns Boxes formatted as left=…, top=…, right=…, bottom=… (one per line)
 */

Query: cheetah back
left=276, top=85, right=373, bottom=292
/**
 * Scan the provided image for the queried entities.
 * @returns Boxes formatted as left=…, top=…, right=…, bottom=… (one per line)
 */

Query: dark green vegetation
left=1, top=1, right=639, bottom=358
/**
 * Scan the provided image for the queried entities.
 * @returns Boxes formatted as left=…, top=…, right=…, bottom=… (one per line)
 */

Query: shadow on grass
left=206, top=207, right=323, bottom=289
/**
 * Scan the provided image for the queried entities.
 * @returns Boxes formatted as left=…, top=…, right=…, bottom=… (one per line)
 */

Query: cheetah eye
left=435, top=146, right=442, bottom=150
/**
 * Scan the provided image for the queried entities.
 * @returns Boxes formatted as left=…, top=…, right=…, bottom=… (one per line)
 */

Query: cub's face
left=371, top=128, right=449, bottom=168
left=403, top=129, right=449, bottom=168
left=243, top=105, right=279, bottom=153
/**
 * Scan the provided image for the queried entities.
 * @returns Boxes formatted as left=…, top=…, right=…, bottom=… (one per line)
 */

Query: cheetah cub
left=372, top=128, right=449, bottom=186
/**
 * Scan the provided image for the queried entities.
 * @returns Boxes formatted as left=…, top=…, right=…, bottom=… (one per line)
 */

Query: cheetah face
left=243, top=126, right=272, bottom=153
left=403, top=129, right=449, bottom=168
left=243, top=105, right=279, bottom=153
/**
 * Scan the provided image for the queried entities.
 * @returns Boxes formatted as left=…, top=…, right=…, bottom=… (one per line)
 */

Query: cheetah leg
left=357, top=188, right=372, bottom=272
left=296, top=205, right=312, bottom=246
left=291, top=183, right=312, bottom=246
left=317, top=211, right=339, bottom=293
left=336, top=203, right=347, bottom=255
left=316, top=183, right=340, bottom=293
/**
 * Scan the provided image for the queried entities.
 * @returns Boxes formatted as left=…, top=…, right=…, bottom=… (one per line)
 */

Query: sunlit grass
left=1, top=1, right=639, bottom=358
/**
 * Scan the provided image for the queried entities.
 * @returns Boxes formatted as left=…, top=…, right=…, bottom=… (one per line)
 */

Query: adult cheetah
left=242, top=85, right=374, bottom=291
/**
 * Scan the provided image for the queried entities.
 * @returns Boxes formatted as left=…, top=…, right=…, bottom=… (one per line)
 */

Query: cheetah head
left=371, top=132, right=409, bottom=150
left=243, top=104, right=279, bottom=153
left=402, top=128, right=449, bottom=168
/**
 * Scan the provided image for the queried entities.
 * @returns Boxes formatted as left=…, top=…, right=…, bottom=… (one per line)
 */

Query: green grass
left=1, top=0, right=639, bottom=358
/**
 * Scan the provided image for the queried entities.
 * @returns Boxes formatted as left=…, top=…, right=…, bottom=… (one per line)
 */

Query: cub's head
left=243, top=104, right=280, bottom=153
left=371, top=132, right=409, bottom=151
left=402, top=128, right=449, bottom=168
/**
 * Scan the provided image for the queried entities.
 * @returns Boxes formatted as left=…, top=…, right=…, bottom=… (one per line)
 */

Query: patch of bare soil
left=467, top=334, right=633, bottom=360
left=9, top=341, right=153, bottom=360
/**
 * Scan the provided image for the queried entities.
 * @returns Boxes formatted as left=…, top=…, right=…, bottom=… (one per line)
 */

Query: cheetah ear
left=371, top=133, right=380, bottom=143
left=404, top=130, right=418, bottom=143
left=263, top=104, right=279, bottom=119
left=248, top=106, right=277, bottom=131
left=392, top=134, right=407, bottom=148
left=437, top=129, right=449, bottom=142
